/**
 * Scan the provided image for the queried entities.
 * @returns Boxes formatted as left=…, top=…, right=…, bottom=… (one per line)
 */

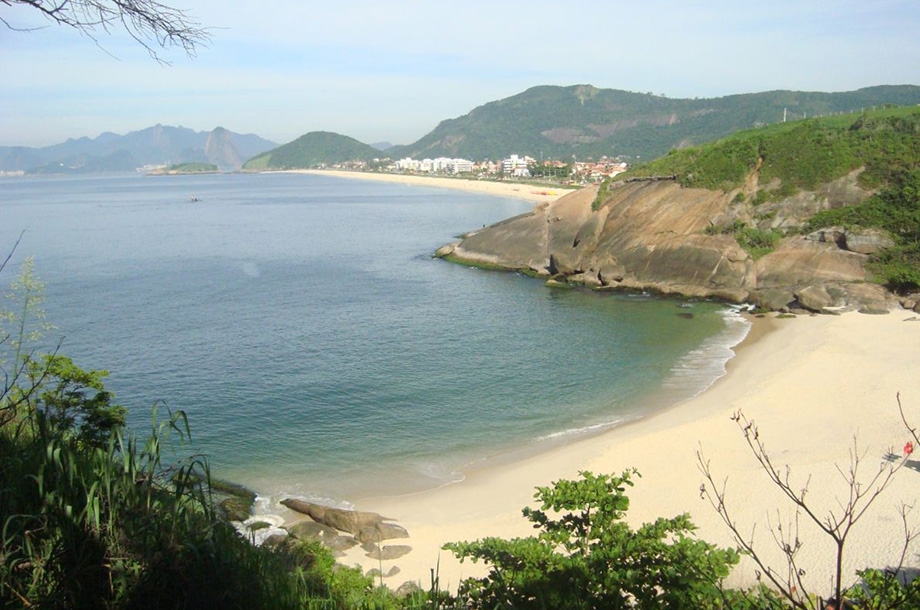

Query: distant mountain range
left=1, top=125, right=277, bottom=174
left=387, top=84, right=920, bottom=161
left=7, top=84, right=920, bottom=175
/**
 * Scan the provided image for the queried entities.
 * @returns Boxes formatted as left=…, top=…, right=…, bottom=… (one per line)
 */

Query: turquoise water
left=0, top=173, right=748, bottom=504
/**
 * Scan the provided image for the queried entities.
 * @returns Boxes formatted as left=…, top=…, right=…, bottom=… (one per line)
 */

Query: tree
left=1, top=0, right=210, bottom=61
left=446, top=470, right=749, bottom=610
left=698, top=408, right=917, bottom=610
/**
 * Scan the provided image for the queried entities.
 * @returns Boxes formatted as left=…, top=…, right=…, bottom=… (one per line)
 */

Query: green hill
left=388, top=84, right=920, bottom=161
left=606, top=106, right=920, bottom=292
left=613, top=105, right=920, bottom=194
left=243, top=131, right=381, bottom=170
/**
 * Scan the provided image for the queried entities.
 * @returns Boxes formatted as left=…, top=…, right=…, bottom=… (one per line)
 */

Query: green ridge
left=243, top=131, right=381, bottom=170
left=388, top=84, right=920, bottom=161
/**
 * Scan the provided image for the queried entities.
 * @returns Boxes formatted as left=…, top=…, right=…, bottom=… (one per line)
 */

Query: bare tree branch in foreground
left=698, top=408, right=917, bottom=610
left=1, top=0, right=210, bottom=62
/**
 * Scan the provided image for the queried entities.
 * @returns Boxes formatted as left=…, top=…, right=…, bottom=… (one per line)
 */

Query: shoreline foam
left=325, top=311, right=920, bottom=593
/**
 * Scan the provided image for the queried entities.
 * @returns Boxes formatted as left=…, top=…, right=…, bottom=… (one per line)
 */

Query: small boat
left=190, top=196, right=199, bottom=202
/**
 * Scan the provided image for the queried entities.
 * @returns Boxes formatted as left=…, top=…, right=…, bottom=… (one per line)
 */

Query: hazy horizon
left=3, top=0, right=919, bottom=148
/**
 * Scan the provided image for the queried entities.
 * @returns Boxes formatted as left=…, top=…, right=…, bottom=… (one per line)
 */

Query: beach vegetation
left=612, top=106, right=920, bottom=194
left=445, top=470, right=748, bottom=610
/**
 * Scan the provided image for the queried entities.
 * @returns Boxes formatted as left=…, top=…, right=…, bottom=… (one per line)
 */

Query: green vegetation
left=388, top=84, right=920, bottom=162
left=805, top=168, right=920, bottom=292
left=243, top=132, right=382, bottom=170
left=165, top=162, right=218, bottom=173
left=614, top=106, right=920, bottom=194
left=445, top=470, right=767, bottom=610
left=705, top=221, right=784, bottom=259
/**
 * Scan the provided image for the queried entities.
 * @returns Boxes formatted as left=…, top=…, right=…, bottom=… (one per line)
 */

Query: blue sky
left=1, top=0, right=919, bottom=147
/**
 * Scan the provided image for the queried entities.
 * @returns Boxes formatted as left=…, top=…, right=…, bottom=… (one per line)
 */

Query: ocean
left=0, top=172, right=749, bottom=507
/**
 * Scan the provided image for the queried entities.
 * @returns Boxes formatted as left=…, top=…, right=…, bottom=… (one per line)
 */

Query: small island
left=147, top=162, right=219, bottom=175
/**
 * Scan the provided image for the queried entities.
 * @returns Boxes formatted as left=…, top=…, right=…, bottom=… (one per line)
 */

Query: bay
left=0, top=173, right=747, bottom=503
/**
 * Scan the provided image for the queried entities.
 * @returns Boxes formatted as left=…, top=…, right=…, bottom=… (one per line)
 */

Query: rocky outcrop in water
left=439, top=177, right=899, bottom=313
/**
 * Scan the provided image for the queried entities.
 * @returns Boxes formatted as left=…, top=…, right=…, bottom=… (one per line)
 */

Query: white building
left=502, top=154, right=532, bottom=177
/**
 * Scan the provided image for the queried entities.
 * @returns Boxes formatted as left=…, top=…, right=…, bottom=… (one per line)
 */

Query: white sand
left=335, top=311, right=920, bottom=596
left=291, top=169, right=576, bottom=203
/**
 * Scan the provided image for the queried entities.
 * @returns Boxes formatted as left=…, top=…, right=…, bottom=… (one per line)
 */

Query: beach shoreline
left=283, top=169, right=577, bottom=203
left=301, top=310, right=920, bottom=593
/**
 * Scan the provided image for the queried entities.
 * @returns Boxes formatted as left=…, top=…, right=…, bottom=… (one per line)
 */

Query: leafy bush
left=445, top=470, right=741, bottom=610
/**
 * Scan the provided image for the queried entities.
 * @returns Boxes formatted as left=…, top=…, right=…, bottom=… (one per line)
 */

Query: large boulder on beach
left=285, top=520, right=338, bottom=541
left=280, top=498, right=390, bottom=534
left=395, top=581, right=422, bottom=598
left=355, top=522, right=410, bottom=543
left=365, top=545, right=412, bottom=560
left=325, top=534, right=360, bottom=551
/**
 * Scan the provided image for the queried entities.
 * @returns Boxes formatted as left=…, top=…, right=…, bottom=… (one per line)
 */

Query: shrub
left=445, top=470, right=741, bottom=610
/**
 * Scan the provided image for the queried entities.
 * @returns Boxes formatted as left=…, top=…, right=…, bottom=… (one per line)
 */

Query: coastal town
left=322, top=153, right=629, bottom=183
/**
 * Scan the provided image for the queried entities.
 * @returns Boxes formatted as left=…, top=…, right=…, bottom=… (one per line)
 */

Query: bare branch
left=1, top=0, right=210, bottom=62
left=699, top=406, right=913, bottom=610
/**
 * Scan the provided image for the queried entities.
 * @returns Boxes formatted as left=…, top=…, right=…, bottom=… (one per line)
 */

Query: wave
left=662, top=306, right=752, bottom=396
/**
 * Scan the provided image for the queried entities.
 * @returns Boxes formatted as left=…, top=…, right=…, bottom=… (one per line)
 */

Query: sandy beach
left=294, top=169, right=576, bottom=203
left=318, top=311, right=920, bottom=595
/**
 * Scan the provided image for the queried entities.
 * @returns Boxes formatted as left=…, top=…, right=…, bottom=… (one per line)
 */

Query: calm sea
left=0, top=173, right=748, bottom=506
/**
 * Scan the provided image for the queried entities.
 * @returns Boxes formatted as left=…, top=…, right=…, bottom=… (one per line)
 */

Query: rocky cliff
left=437, top=177, right=901, bottom=313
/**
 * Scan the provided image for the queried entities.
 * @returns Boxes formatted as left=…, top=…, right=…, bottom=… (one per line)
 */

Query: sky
left=1, top=0, right=919, bottom=148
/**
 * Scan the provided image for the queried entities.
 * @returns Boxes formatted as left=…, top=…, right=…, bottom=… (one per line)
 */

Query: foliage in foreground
left=5, top=260, right=920, bottom=609
left=0, top=260, right=388, bottom=609
left=445, top=470, right=764, bottom=610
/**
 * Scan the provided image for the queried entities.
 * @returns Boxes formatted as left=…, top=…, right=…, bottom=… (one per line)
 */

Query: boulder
left=220, top=497, right=252, bottom=522
left=321, top=508, right=387, bottom=534
left=365, top=545, right=413, bottom=561
left=803, top=226, right=846, bottom=247
left=281, top=498, right=322, bottom=518
left=435, top=243, right=457, bottom=258
left=750, top=288, right=795, bottom=311
left=395, top=581, right=422, bottom=599
left=843, top=229, right=895, bottom=255
left=285, top=520, right=337, bottom=541
left=280, top=499, right=388, bottom=534
left=366, top=566, right=401, bottom=579
left=262, top=533, right=288, bottom=549
left=858, top=304, right=890, bottom=315
left=325, top=535, right=359, bottom=551
left=795, top=284, right=839, bottom=312
left=355, top=522, right=410, bottom=544
left=915, top=302, right=920, bottom=314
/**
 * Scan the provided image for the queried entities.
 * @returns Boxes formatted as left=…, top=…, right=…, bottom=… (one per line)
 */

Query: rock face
left=281, top=498, right=405, bottom=537
left=205, top=127, right=243, bottom=171
left=441, top=179, right=897, bottom=313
